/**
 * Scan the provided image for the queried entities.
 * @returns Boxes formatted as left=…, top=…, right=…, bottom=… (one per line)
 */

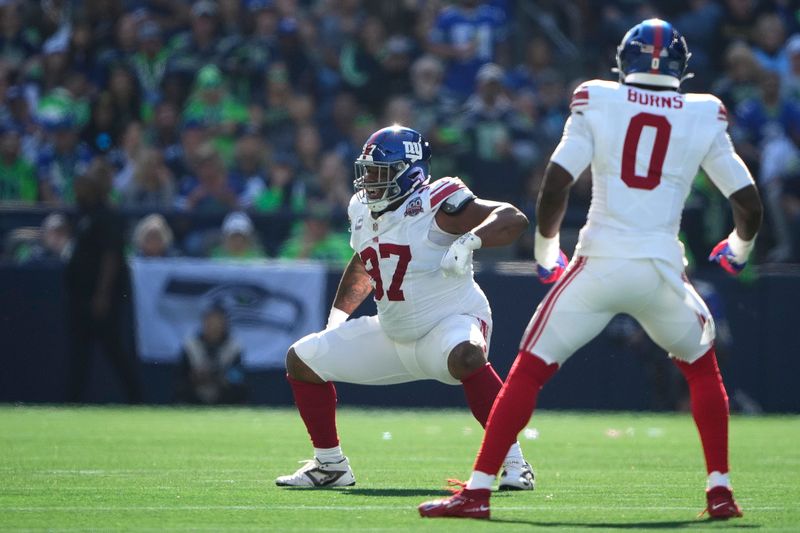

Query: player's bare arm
left=331, top=253, right=373, bottom=315
left=729, top=185, right=763, bottom=240
left=536, top=162, right=574, bottom=238
left=709, top=184, right=764, bottom=275
left=435, top=198, right=528, bottom=247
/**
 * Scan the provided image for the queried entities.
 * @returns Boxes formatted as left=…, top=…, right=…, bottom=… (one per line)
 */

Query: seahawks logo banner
left=130, top=258, right=326, bottom=369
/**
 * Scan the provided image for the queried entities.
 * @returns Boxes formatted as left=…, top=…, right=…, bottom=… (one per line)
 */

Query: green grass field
left=1, top=407, right=798, bottom=532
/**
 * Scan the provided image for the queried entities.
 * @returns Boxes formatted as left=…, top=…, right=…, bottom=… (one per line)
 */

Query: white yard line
left=0, top=504, right=785, bottom=512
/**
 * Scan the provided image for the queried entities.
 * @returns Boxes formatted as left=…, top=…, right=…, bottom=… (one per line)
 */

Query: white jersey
left=550, top=80, right=755, bottom=269
left=348, top=177, right=491, bottom=343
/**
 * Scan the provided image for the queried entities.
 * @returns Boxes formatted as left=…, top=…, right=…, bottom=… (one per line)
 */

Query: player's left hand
left=441, top=232, right=482, bottom=277
left=708, top=240, right=746, bottom=275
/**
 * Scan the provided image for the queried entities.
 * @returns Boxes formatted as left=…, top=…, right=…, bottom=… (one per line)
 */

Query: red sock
left=672, top=347, right=729, bottom=474
left=473, top=352, right=558, bottom=475
left=461, top=363, right=503, bottom=427
left=287, top=375, right=339, bottom=449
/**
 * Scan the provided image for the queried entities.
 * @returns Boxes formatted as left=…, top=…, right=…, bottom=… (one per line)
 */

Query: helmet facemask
left=354, top=159, right=411, bottom=213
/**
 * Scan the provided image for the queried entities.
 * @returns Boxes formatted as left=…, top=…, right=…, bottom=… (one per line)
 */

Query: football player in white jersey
left=275, top=125, right=534, bottom=491
left=420, top=19, right=763, bottom=520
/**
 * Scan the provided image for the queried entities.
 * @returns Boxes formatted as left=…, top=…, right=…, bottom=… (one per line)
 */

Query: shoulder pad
left=441, top=188, right=476, bottom=214
left=685, top=93, right=728, bottom=123
left=569, top=80, right=619, bottom=112
left=428, top=177, right=472, bottom=209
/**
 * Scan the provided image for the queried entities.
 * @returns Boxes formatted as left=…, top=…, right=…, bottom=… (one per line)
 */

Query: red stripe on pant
left=520, top=256, right=587, bottom=353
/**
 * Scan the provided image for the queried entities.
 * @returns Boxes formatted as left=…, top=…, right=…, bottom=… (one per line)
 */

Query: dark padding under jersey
left=441, top=188, right=476, bottom=215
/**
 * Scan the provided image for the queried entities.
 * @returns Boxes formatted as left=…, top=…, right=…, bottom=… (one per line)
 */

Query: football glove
left=708, top=230, right=755, bottom=276
left=534, top=230, right=568, bottom=284
left=441, top=232, right=482, bottom=277
left=536, top=250, right=569, bottom=284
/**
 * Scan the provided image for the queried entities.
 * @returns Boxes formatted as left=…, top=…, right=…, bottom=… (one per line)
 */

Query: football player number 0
left=621, top=112, right=671, bottom=190
left=360, top=244, right=412, bottom=301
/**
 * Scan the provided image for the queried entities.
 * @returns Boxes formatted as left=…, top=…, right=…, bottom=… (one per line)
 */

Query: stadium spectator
left=382, top=95, right=414, bottom=132
left=147, top=100, right=181, bottom=150
left=427, top=0, right=509, bottom=100
left=734, top=70, right=800, bottom=261
left=181, top=64, right=248, bottom=163
left=212, top=211, right=266, bottom=260
left=132, top=214, right=176, bottom=258
left=274, top=17, right=316, bottom=93
left=176, top=301, right=247, bottom=405
left=0, top=123, right=37, bottom=202
left=0, top=1, right=41, bottom=74
left=250, top=153, right=305, bottom=213
left=505, top=36, right=556, bottom=93
left=460, top=63, right=532, bottom=202
left=106, top=64, right=142, bottom=131
left=712, top=0, right=763, bottom=69
left=231, top=132, right=269, bottom=209
left=674, top=0, right=723, bottom=89
left=83, top=92, right=121, bottom=155
left=711, top=42, right=762, bottom=114
left=276, top=125, right=534, bottom=491
left=408, top=55, right=458, bottom=139
left=751, top=13, right=789, bottom=75
left=1, top=85, right=39, bottom=162
left=65, top=158, right=142, bottom=403
left=111, top=121, right=146, bottom=197
left=95, top=13, right=139, bottom=74
left=277, top=200, right=351, bottom=266
left=226, top=0, right=280, bottom=101
left=10, top=212, right=72, bottom=264
left=165, top=118, right=210, bottom=185
left=252, top=62, right=294, bottom=154
left=408, top=55, right=461, bottom=177
left=129, top=21, right=169, bottom=111
left=782, top=34, right=800, bottom=100
left=419, top=18, right=762, bottom=521
left=119, top=147, right=176, bottom=210
left=312, top=151, right=351, bottom=211
left=292, top=123, right=323, bottom=185
left=177, top=143, right=240, bottom=212
left=380, top=35, right=414, bottom=97
left=37, top=115, right=93, bottom=205
left=320, top=90, right=359, bottom=153
left=166, top=0, right=226, bottom=83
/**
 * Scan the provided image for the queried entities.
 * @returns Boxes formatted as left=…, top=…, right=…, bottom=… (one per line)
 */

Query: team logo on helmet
left=354, top=125, right=431, bottom=213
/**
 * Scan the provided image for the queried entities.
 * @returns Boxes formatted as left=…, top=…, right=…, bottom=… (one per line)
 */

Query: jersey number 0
left=621, top=112, right=671, bottom=190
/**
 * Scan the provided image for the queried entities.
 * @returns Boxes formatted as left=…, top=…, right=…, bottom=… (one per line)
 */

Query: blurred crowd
left=1, top=0, right=799, bottom=264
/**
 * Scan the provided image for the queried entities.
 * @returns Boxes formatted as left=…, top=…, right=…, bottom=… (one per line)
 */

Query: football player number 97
left=621, top=112, right=671, bottom=190
left=360, top=244, right=412, bottom=301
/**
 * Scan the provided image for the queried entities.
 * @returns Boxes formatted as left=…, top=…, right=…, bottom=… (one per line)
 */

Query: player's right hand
left=535, top=250, right=568, bottom=284
left=708, top=240, right=746, bottom=275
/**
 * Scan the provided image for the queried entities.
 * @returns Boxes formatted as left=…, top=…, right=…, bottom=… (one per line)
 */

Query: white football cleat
left=275, top=457, right=356, bottom=488
left=498, top=461, right=535, bottom=491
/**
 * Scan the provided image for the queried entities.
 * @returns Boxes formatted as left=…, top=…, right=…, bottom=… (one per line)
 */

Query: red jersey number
left=621, top=112, right=671, bottom=190
left=359, top=244, right=412, bottom=301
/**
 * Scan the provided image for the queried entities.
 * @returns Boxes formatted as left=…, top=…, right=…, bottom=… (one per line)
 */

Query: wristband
left=534, top=229, right=560, bottom=267
left=727, top=229, right=755, bottom=260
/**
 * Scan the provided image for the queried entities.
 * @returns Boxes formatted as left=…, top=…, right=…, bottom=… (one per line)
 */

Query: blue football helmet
left=615, top=19, right=691, bottom=89
left=354, top=125, right=431, bottom=213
